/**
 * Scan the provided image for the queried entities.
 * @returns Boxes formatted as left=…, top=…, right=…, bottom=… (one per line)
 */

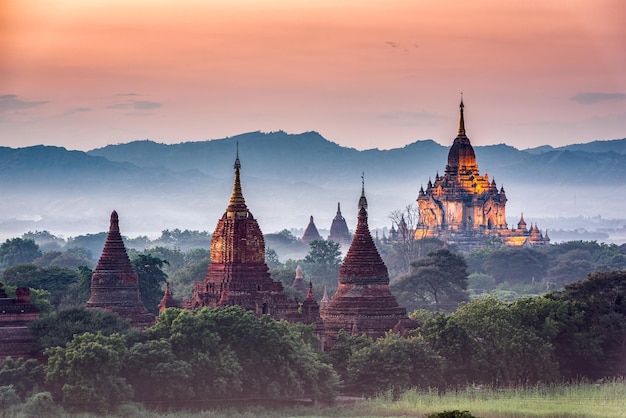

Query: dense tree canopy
left=392, top=249, right=470, bottom=312
left=0, top=238, right=42, bottom=270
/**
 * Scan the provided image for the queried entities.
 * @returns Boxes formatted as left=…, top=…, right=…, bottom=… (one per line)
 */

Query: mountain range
left=1, top=131, right=625, bottom=242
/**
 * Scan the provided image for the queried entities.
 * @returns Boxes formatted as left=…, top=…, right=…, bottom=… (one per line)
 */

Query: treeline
left=1, top=271, right=625, bottom=415
left=1, top=306, right=338, bottom=414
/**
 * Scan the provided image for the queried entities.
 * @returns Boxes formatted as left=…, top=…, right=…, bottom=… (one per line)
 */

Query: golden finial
left=458, top=92, right=466, bottom=136
left=227, top=142, right=247, bottom=217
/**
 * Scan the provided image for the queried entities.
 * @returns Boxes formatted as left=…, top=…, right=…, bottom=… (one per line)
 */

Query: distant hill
left=1, top=132, right=625, bottom=242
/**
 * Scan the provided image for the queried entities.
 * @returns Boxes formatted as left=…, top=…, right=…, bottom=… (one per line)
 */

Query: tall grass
left=2, top=381, right=625, bottom=417
left=359, top=379, right=626, bottom=418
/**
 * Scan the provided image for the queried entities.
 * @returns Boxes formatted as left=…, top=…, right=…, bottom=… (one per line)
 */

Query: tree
left=131, top=254, right=168, bottom=314
left=0, top=238, right=41, bottom=269
left=392, top=249, right=470, bottom=312
left=303, top=239, right=342, bottom=288
left=123, top=339, right=194, bottom=401
left=421, top=297, right=559, bottom=387
left=482, top=247, right=548, bottom=284
left=347, top=333, right=443, bottom=398
left=45, top=332, right=132, bottom=413
left=146, top=306, right=339, bottom=401
left=265, top=247, right=283, bottom=268
left=0, top=357, right=44, bottom=400
left=1, top=264, right=85, bottom=308
left=557, top=271, right=626, bottom=377
left=30, top=307, right=133, bottom=354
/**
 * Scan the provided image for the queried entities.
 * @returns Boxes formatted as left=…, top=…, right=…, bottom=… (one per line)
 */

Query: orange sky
left=1, top=0, right=625, bottom=150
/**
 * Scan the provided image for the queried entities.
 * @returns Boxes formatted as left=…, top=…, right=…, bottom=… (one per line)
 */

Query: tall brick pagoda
left=328, top=202, right=351, bottom=246
left=188, top=149, right=306, bottom=321
left=321, top=177, right=413, bottom=349
left=86, top=211, right=154, bottom=328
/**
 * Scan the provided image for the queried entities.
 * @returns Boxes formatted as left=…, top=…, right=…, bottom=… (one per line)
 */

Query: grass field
left=2, top=381, right=625, bottom=417
left=357, top=380, right=626, bottom=418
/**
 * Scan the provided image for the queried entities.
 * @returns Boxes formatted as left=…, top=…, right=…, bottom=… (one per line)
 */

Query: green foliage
left=557, top=271, right=626, bottom=378
left=392, top=249, right=470, bottom=312
left=421, top=296, right=559, bottom=387
left=304, top=240, right=342, bottom=266
left=0, top=357, right=44, bottom=400
left=65, top=232, right=107, bottom=262
left=32, top=250, right=92, bottom=270
left=22, top=230, right=65, bottom=252
left=146, top=306, right=339, bottom=401
left=265, top=247, right=282, bottom=268
left=131, top=254, right=169, bottom=314
left=123, top=339, right=194, bottom=401
left=166, top=255, right=210, bottom=299
left=1, top=284, right=54, bottom=316
left=467, top=273, right=496, bottom=295
left=20, top=391, right=60, bottom=417
left=45, top=332, right=132, bottom=413
left=302, top=240, right=342, bottom=289
left=326, top=329, right=374, bottom=383
left=0, top=385, right=20, bottom=409
left=0, top=238, right=41, bottom=270
left=482, top=247, right=548, bottom=284
left=347, top=333, right=444, bottom=398
left=30, top=307, right=132, bottom=354
left=1, top=264, right=85, bottom=308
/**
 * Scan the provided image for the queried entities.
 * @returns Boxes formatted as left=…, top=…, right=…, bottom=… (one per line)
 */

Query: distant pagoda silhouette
left=301, top=215, right=322, bottom=243
left=327, top=202, right=351, bottom=246
left=86, top=211, right=154, bottom=328
left=321, top=176, right=414, bottom=349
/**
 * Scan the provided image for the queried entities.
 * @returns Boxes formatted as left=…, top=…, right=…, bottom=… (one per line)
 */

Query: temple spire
left=227, top=142, right=248, bottom=217
left=458, top=94, right=466, bottom=136
left=358, top=172, right=368, bottom=211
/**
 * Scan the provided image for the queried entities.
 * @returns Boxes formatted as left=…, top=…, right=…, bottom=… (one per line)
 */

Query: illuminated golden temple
left=414, top=100, right=549, bottom=249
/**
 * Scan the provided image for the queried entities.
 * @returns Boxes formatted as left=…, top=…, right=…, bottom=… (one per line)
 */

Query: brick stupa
left=188, top=149, right=319, bottom=327
left=321, top=179, right=414, bottom=349
left=86, top=211, right=154, bottom=328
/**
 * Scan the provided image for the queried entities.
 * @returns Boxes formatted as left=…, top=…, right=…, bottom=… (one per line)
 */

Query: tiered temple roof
left=328, top=202, right=351, bottom=246
left=301, top=216, right=322, bottom=243
left=86, top=211, right=154, bottom=328
left=188, top=149, right=322, bottom=330
left=321, top=179, right=414, bottom=349
left=415, top=99, right=549, bottom=249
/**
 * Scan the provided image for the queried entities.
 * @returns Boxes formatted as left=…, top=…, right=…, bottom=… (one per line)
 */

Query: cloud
left=116, top=93, right=140, bottom=97
left=133, top=100, right=161, bottom=110
left=386, top=41, right=399, bottom=48
left=570, top=92, right=626, bottom=104
left=106, top=99, right=162, bottom=111
left=0, top=94, right=48, bottom=112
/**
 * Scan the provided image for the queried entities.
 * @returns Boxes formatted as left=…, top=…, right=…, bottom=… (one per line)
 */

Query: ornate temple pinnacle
left=458, top=96, right=466, bottom=136
left=227, top=144, right=248, bottom=217
left=358, top=172, right=368, bottom=211
left=110, top=210, right=120, bottom=233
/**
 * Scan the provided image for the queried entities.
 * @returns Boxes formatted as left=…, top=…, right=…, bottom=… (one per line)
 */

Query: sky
left=1, top=0, right=625, bottom=151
